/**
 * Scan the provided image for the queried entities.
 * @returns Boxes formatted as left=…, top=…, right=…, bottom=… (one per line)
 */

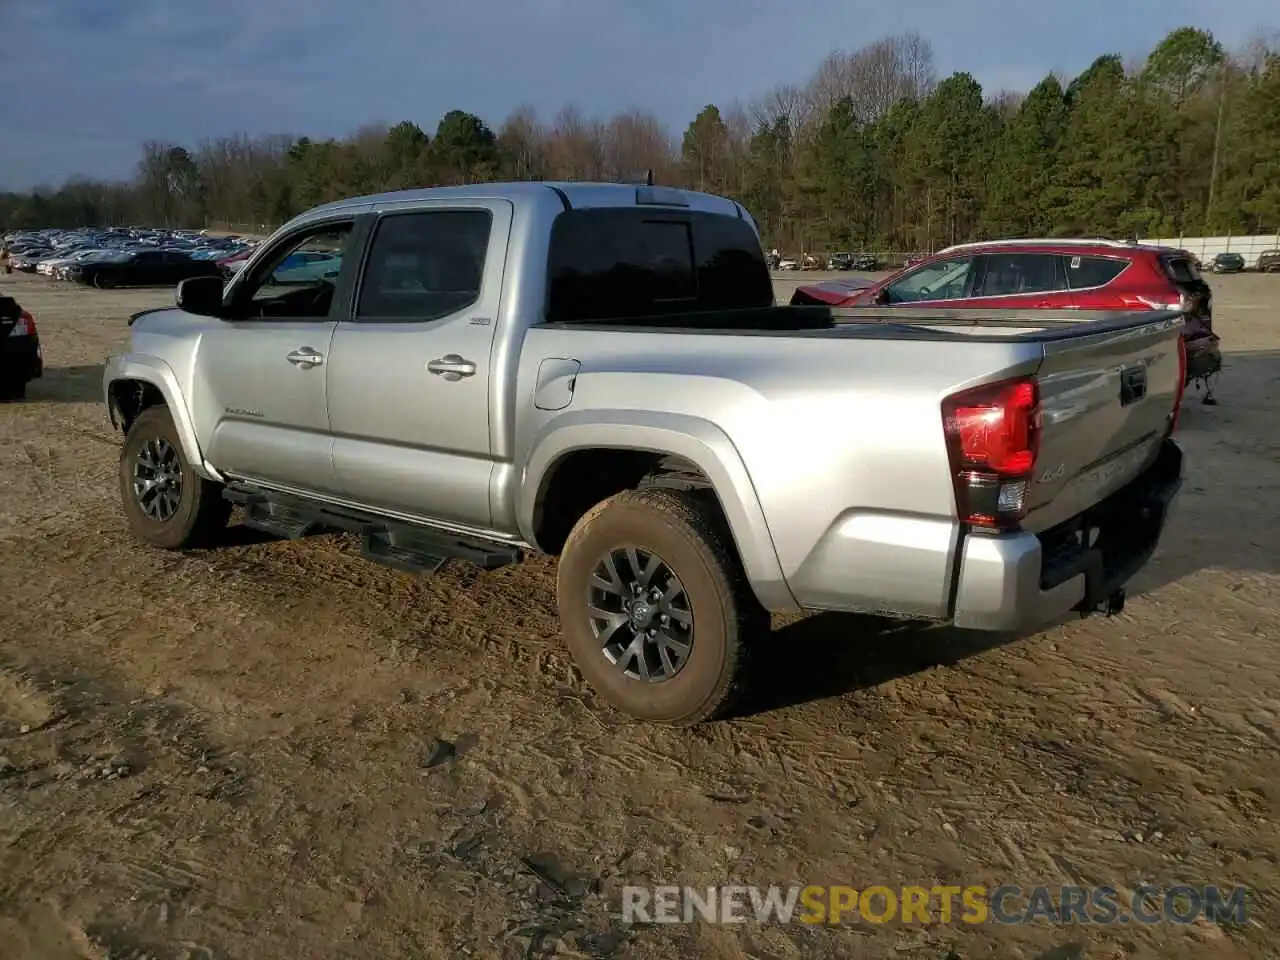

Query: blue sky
left=2, top=0, right=1275, bottom=190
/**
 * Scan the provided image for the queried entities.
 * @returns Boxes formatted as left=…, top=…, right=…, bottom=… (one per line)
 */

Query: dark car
left=1208, top=252, right=1246, bottom=274
left=1257, top=249, right=1280, bottom=273
left=68, top=250, right=222, bottom=289
left=0, top=294, right=42, bottom=401
left=827, top=252, right=854, bottom=270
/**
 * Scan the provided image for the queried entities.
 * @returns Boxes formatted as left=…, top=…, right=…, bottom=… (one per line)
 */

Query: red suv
left=792, top=239, right=1222, bottom=401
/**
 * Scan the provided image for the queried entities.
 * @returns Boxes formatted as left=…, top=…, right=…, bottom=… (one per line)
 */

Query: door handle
left=286, top=347, right=324, bottom=368
left=427, top=354, right=477, bottom=380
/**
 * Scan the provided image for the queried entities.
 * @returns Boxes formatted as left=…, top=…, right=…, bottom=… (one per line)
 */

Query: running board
left=222, top=484, right=524, bottom=574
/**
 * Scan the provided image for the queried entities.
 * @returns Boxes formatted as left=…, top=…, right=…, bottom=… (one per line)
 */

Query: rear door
left=131, top=251, right=165, bottom=284
left=162, top=252, right=192, bottom=284
left=325, top=200, right=513, bottom=529
left=969, top=252, right=1073, bottom=308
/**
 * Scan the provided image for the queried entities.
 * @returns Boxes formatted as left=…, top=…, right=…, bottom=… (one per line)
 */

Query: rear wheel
left=556, top=488, right=767, bottom=724
left=0, top=378, right=25, bottom=402
left=119, top=406, right=230, bottom=549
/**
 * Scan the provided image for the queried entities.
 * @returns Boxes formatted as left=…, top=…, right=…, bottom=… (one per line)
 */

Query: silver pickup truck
left=104, top=182, right=1185, bottom=723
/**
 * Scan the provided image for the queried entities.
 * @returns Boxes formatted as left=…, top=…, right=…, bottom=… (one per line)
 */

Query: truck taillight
left=1170, top=335, right=1187, bottom=434
left=942, top=378, right=1040, bottom=531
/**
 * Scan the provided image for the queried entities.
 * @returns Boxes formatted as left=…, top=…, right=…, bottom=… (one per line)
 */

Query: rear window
left=546, top=208, right=773, bottom=323
left=1162, top=256, right=1201, bottom=284
left=1063, top=255, right=1128, bottom=289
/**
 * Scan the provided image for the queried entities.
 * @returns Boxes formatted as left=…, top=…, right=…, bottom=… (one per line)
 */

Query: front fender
left=103, top=353, right=222, bottom=482
left=520, top=410, right=796, bottom=611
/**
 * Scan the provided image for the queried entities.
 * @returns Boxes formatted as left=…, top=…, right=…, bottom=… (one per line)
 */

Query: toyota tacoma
left=104, top=182, right=1186, bottom=723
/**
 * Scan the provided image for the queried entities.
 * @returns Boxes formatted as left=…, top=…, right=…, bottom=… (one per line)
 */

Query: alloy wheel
left=133, top=436, right=183, bottom=521
left=587, top=546, right=694, bottom=682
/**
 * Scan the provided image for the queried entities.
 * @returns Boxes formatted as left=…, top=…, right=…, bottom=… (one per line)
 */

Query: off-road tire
left=557, top=487, right=768, bottom=724
left=119, top=406, right=230, bottom=549
left=0, top=378, right=25, bottom=402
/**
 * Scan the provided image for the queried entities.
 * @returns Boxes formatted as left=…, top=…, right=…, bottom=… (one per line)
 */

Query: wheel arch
left=520, top=412, right=794, bottom=611
left=104, top=355, right=221, bottom=482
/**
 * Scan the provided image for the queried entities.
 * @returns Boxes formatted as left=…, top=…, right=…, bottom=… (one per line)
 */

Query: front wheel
left=556, top=488, right=768, bottom=724
left=119, top=406, right=230, bottom=549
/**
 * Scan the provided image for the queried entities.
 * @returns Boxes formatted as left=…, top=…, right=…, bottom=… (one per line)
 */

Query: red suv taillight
left=942, top=377, right=1041, bottom=531
left=9, top=310, right=35, bottom=338
left=1170, top=335, right=1187, bottom=434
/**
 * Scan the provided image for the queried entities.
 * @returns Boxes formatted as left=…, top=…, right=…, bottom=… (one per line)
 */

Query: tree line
left=2, top=27, right=1277, bottom=253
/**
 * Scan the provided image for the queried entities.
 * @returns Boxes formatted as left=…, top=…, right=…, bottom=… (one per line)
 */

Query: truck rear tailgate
left=1023, top=312, right=1184, bottom=532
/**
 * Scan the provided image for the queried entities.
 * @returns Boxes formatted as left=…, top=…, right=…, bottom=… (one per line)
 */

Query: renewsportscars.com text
left=621, top=884, right=1248, bottom=926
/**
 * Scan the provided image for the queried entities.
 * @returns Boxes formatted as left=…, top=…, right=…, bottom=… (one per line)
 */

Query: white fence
left=1139, top=233, right=1280, bottom=268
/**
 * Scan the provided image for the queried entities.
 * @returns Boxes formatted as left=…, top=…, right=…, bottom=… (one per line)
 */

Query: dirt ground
left=0, top=268, right=1277, bottom=960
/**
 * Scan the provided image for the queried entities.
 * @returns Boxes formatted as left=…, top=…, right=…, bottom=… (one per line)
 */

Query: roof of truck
left=301, top=181, right=745, bottom=219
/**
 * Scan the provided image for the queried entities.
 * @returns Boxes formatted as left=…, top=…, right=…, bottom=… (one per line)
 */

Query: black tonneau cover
left=542, top=304, right=1185, bottom=344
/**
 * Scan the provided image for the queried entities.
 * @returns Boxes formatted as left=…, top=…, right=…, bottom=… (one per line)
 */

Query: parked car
left=826, top=252, right=878, bottom=270
left=791, top=238, right=1222, bottom=401
left=1256, top=249, right=1280, bottom=273
left=0, top=294, right=42, bottom=401
left=104, top=182, right=1186, bottom=723
left=270, top=251, right=342, bottom=283
left=218, top=250, right=254, bottom=277
left=68, top=250, right=223, bottom=289
left=9, top=249, right=51, bottom=272
left=58, top=249, right=138, bottom=279
left=1208, top=252, right=1246, bottom=274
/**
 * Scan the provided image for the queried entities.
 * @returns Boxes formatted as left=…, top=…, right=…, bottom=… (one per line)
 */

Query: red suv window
left=1161, top=256, right=1201, bottom=285
left=974, top=253, right=1066, bottom=296
left=1064, top=255, right=1128, bottom=289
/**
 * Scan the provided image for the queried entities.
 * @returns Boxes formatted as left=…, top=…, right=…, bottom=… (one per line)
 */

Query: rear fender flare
left=521, top=410, right=795, bottom=611
left=103, top=354, right=222, bottom=482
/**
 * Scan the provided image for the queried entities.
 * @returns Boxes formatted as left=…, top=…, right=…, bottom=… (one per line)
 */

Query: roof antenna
left=645, top=169, right=654, bottom=186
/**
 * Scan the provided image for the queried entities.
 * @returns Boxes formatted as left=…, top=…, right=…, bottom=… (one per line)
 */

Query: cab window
left=235, top=223, right=354, bottom=320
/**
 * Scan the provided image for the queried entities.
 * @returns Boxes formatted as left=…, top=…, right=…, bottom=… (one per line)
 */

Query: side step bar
left=223, top=484, right=523, bottom=574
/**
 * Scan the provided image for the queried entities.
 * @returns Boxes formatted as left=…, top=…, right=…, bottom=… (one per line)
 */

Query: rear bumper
left=951, top=438, right=1183, bottom=631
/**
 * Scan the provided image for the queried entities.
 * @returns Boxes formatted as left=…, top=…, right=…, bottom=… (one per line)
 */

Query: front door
left=876, top=254, right=978, bottom=307
left=326, top=200, right=512, bottom=529
left=189, top=218, right=360, bottom=494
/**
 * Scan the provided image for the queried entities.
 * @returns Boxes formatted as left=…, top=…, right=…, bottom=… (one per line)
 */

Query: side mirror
left=0, top=296, right=21, bottom=322
left=176, top=275, right=226, bottom=318
left=872, top=288, right=890, bottom=305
